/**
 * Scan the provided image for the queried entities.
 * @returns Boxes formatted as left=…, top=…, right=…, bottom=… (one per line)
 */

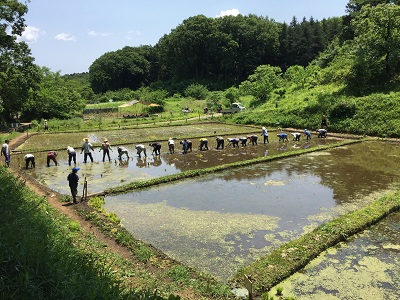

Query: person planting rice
left=199, top=138, right=209, bottom=150
left=239, top=137, right=248, bottom=146
left=167, top=137, right=175, bottom=154
left=291, top=132, right=301, bottom=141
left=24, top=153, right=35, bottom=169
left=316, top=128, right=328, bottom=138
left=180, top=139, right=192, bottom=154
left=277, top=133, right=289, bottom=142
left=135, top=144, right=147, bottom=158
left=67, top=146, right=77, bottom=166
left=247, top=135, right=258, bottom=145
left=226, top=137, right=239, bottom=148
left=117, top=146, right=129, bottom=160
left=149, top=142, right=162, bottom=155
left=216, top=136, right=224, bottom=149
left=47, top=151, right=58, bottom=167
left=304, top=129, right=312, bottom=140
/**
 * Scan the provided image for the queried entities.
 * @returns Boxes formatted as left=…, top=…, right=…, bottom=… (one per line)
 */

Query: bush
left=184, top=83, right=209, bottom=100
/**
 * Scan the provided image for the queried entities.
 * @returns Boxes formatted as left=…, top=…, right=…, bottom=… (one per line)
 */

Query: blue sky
left=20, top=0, right=349, bottom=75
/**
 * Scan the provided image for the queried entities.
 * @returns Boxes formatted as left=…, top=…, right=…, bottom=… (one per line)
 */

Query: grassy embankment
left=230, top=84, right=400, bottom=138
left=0, top=166, right=233, bottom=299
left=233, top=191, right=400, bottom=295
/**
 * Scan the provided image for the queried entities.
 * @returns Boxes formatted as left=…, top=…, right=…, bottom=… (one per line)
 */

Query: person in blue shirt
left=67, top=167, right=80, bottom=204
left=277, top=133, right=289, bottom=142
left=304, top=129, right=312, bottom=140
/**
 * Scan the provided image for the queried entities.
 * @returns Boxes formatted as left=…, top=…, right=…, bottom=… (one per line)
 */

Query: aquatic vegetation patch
left=232, top=191, right=400, bottom=294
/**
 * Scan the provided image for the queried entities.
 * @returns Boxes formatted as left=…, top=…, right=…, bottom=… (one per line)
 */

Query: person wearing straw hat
left=99, top=138, right=113, bottom=162
left=81, top=137, right=94, bottom=163
left=261, top=127, right=269, bottom=144
left=67, top=167, right=80, bottom=204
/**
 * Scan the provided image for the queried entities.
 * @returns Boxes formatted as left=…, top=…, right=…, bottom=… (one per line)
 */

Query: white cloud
left=55, top=33, right=76, bottom=41
left=18, top=26, right=41, bottom=43
left=88, top=30, right=113, bottom=37
left=216, top=8, right=240, bottom=18
left=126, top=30, right=141, bottom=41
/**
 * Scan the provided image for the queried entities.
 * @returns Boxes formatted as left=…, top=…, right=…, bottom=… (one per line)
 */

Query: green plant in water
left=276, top=286, right=283, bottom=296
left=262, top=292, right=274, bottom=300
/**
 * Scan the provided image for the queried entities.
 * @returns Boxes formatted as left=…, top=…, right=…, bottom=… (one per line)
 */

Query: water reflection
left=103, top=141, right=400, bottom=280
left=13, top=135, right=342, bottom=194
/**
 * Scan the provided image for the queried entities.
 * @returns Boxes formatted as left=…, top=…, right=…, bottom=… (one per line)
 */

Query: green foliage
left=276, top=286, right=283, bottom=296
left=328, top=101, right=356, bottom=119
left=223, top=87, right=240, bottom=105
left=88, top=196, right=106, bottom=210
left=0, top=11, right=41, bottom=123
left=22, top=68, right=86, bottom=120
left=184, top=83, right=209, bottom=100
left=239, top=65, right=283, bottom=105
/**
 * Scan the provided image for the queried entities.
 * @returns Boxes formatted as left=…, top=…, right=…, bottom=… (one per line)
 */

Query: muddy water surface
left=15, top=136, right=339, bottom=194
left=272, top=211, right=400, bottom=300
left=103, top=141, right=400, bottom=280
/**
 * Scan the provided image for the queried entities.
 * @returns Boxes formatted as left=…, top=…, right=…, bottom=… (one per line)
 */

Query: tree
left=22, top=68, right=86, bottom=120
left=239, top=65, right=283, bottom=103
left=347, top=3, right=400, bottom=93
left=89, top=46, right=152, bottom=93
left=0, top=0, right=41, bottom=124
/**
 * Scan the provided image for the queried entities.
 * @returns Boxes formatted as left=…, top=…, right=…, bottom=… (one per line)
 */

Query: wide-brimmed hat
left=262, top=126, right=266, bottom=130
left=103, top=139, right=108, bottom=142
left=83, top=138, right=89, bottom=142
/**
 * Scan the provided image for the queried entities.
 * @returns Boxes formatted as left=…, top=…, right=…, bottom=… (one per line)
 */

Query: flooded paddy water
left=101, top=141, right=400, bottom=281
left=14, top=135, right=339, bottom=194
left=273, top=211, right=400, bottom=300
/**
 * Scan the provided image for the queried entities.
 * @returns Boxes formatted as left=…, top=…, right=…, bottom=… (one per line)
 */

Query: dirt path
left=7, top=133, right=134, bottom=261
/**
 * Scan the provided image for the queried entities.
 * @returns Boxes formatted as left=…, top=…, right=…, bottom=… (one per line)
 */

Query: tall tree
left=0, top=0, right=40, bottom=124
left=347, top=3, right=400, bottom=93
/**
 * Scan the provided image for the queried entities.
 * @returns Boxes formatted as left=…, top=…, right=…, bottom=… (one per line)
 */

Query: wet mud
left=102, top=141, right=400, bottom=280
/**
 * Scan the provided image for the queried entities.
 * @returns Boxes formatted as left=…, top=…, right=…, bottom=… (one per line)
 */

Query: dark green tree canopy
left=1, top=0, right=41, bottom=124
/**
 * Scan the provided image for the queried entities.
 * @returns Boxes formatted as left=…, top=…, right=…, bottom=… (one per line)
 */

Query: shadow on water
left=101, top=141, right=400, bottom=281
left=276, top=211, right=400, bottom=299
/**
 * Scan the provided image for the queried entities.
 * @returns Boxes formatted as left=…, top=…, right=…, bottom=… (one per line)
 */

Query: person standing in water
left=99, top=139, right=113, bottom=162
left=261, top=127, right=269, bottom=144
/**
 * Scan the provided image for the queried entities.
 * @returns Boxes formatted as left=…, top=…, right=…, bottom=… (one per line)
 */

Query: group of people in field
left=2, top=121, right=328, bottom=171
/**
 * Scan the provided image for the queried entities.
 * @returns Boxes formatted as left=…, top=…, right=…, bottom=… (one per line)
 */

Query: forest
left=1, top=0, right=400, bottom=136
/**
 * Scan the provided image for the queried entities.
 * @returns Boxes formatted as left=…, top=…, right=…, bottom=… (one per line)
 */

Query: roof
left=118, top=100, right=140, bottom=108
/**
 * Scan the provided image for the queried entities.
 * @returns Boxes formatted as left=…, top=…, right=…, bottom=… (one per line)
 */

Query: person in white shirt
left=24, top=153, right=35, bottom=169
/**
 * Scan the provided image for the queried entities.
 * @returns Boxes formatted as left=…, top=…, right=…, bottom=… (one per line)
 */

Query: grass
left=0, top=166, right=234, bottom=299
left=232, top=191, right=400, bottom=294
